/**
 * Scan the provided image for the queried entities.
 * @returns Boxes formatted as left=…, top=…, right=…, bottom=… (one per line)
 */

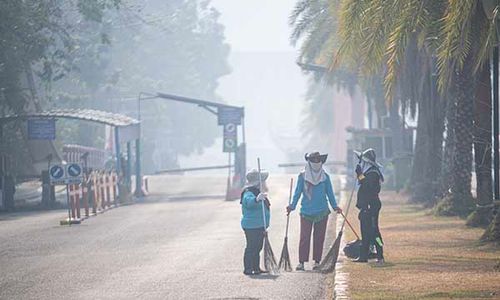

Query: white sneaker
left=296, top=263, right=304, bottom=271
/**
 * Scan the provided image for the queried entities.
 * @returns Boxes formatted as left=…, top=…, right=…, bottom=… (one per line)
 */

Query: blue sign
left=217, top=107, right=243, bottom=125
left=28, top=119, right=56, bottom=140
left=67, top=164, right=82, bottom=177
left=50, top=165, right=64, bottom=179
left=49, top=165, right=66, bottom=185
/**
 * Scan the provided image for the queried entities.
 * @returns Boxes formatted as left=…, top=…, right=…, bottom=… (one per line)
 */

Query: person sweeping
left=240, top=168, right=271, bottom=275
left=352, top=148, right=385, bottom=265
left=286, top=152, right=342, bottom=271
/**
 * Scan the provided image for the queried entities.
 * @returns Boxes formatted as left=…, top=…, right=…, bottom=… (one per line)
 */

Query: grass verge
left=341, top=191, right=500, bottom=300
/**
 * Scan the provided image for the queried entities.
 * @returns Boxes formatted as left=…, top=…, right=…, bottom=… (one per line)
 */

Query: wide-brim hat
left=246, top=168, right=269, bottom=185
left=354, top=148, right=382, bottom=167
left=304, top=152, right=328, bottom=164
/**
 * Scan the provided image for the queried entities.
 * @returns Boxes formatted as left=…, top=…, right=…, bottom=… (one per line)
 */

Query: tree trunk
left=409, top=99, right=429, bottom=203
left=439, top=95, right=457, bottom=200
left=425, top=67, right=445, bottom=206
left=481, top=208, right=500, bottom=242
left=436, top=65, right=475, bottom=216
left=410, top=55, right=445, bottom=205
left=467, top=63, right=493, bottom=227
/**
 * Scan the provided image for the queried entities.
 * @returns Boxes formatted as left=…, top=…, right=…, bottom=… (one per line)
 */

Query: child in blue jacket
left=240, top=169, right=270, bottom=275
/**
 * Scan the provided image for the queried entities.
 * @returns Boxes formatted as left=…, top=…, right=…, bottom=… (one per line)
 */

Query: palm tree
left=291, top=0, right=500, bottom=240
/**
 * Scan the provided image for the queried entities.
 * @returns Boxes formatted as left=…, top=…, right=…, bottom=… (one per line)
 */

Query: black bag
left=343, top=239, right=378, bottom=259
left=343, top=239, right=362, bottom=258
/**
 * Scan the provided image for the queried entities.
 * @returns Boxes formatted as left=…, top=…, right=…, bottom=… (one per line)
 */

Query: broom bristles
left=263, top=233, right=280, bottom=275
left=318, top=230, right=343, bottom=273
left=278, top=238, right=292, bottom=272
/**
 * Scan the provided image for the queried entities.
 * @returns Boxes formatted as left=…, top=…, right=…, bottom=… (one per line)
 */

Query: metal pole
left=127, top=142, right=132, bottom=189
left=228, top=152, right=232, bottom=180
left=66, top=184, right=71, bottom=225
left=493, top=46, right=499, bottom=201
left=134, top=138, right=142, bottom=197
left=114, top=127, right=121, bottom=176
left=241, top=112, right=246, bottom=144
left=138, top=94, right=142, bottom=121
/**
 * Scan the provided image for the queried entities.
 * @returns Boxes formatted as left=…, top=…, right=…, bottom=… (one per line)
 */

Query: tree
left=291, top=0, right=500, bottom=241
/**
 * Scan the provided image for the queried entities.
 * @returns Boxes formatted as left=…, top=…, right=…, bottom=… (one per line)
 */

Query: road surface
left=0, top=174, right=341, bottom=299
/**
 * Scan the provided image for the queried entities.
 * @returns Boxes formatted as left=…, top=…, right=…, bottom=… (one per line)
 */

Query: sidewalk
left=340, top=191, right=500, bottom=299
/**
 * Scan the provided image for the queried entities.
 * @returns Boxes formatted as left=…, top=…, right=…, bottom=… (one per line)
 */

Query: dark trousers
left=359, top=207, right=384, bottom=260
left=299, top=215, right=328, bottom=263
left=243, top=228, right=264, bottom=272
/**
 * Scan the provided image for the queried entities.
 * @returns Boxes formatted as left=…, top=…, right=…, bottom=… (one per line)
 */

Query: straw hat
left=304, top=152, right=328, bottom=164
left=246, top=168, right=269, bottom=186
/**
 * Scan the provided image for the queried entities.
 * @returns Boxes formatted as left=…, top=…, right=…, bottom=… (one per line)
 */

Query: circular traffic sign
left=50, top=165, right=64, bottom=179
left=67, top=163, right=82, bottom=177
left=224, top=138, right=236, bottom=149
left=225, top=123, right=236, bottom=133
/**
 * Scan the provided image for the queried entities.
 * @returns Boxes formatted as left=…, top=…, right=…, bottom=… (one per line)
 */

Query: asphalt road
left=0, top=174, right=340, bottom=299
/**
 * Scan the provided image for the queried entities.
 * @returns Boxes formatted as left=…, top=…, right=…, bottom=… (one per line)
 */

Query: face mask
left=310, top=162, right=323, bottom=171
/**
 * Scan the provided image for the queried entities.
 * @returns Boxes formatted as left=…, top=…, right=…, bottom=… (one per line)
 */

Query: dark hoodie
left=356, top=166, right=382, bottom=210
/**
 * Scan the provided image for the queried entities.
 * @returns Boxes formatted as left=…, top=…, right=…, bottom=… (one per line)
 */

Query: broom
left=317, top=180, right=357, bottom=273
left=257, top=158, right=279, bottom=275
left=278, top=177, right=294, bottom=272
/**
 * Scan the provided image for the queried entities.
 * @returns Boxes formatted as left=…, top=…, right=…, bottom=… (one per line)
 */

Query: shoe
left=243, top=270, right=253, bottom=275
left=296, top=262, right=305, bottom=271
left=253, top=268, right=269, bottom=275
left=312, top=262, right=321, bottom=270
left=374, top=258, right=385, bottom=266
left=351, top=258, right=368, bottom=263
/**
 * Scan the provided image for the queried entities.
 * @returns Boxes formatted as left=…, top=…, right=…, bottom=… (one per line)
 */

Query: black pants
left=359, top=206, right=384, bottom=260
left=243, top=228, right=264, bottom=272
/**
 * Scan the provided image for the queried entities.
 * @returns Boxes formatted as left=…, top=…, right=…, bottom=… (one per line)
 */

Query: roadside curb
left=333, top=187, right=350, bottom=299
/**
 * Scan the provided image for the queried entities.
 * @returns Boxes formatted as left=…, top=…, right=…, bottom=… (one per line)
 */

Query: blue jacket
left=241, top=188, right=270, bottom=229
left=290, top=172, right=338, bottom=216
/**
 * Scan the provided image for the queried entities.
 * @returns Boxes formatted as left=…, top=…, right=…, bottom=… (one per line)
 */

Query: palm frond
left=436, top=0, right=476, bottom=94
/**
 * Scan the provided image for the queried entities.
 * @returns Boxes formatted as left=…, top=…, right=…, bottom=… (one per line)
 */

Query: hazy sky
left=180, top=0, right=309, bottom=171
left=210, top=0, right=297, bottom=52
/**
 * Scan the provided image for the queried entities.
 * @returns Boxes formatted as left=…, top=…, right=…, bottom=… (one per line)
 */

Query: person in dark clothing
left=353, top=148, right=384, bottom=265
left=240, top=169, right=271, bottom=275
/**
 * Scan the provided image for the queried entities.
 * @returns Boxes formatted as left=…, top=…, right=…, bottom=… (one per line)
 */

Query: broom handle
left=285, top=177, right=293, bottom=238
left=339, top=179, right=357, bottom=233
left=340, top=211, right=360, bottom=240
left=257, top=158, right=268, bottom=231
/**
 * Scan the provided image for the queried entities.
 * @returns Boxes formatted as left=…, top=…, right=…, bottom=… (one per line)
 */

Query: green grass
left=423, top=290, right=497, bottom=299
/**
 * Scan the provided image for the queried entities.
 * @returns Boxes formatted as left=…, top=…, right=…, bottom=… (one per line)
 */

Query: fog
left=0, top=0, right=358, bottom=178
left=179, top=0, right=345, bottom=172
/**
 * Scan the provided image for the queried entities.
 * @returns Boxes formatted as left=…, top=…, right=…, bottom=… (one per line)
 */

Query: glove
left=333, top=207, right=342, bottom=214
left=256, top=192, right=267, bottom=202
left=286, top=205, right=293, bottom=215
left=355, top=164, right=363, bottom=177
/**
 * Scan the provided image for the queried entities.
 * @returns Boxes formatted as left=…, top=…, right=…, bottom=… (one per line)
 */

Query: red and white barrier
left=68, top=184, right=82, bottom=219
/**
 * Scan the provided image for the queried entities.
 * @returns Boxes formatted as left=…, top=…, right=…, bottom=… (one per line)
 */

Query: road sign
left=218, top=107, right=243, bottom=125
left=66, top=163, right=83, bottom=184
left=28, top=119, right=56, bottom=140
left=223, top=123, right=238, bottom=153
left=49, top=165, right=66, bottom=185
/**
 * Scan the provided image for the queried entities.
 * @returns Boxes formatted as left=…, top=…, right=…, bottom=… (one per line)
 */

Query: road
left=0, top=174, right=341, bottom=299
